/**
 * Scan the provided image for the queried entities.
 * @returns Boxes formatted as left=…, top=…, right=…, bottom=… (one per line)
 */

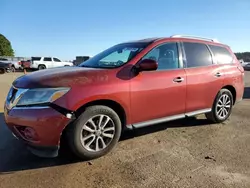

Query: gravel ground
left=0, top=71, right=250, bottom=188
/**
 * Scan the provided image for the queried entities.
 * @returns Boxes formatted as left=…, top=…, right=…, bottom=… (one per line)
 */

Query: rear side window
left=44, top=57, right=52, bottom=61
left=209, top=45, right=233, bottom=64
left=183, top=42, right=213, bottom=68
left=31, top=57, right=41, bottom=61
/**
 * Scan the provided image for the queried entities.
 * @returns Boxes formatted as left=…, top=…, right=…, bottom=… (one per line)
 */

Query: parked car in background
left=20, top=60, right=31, bottom=69
left=243, top=63, right=250, bottom=70
left=0, top=61, right=12, bottom=74
left=30, top=57, right=74, bottom=70
left=4, top=35, right=244, bottom=160
left=0, top=58, right=22, bottom=70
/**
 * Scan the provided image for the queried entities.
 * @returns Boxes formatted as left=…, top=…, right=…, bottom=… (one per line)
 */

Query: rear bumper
left=4, top=105, right=71, bottom=157
left=235, top=97, right=243, bottom=104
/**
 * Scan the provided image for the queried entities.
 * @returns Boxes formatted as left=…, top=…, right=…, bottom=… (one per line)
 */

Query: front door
left=53, top=58, right=62, bottom=68
left=130, top=42, right=187, bottom=125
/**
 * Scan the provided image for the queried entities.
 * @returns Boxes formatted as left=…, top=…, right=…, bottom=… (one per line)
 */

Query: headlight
left=16, top=87, right=70, bottom=107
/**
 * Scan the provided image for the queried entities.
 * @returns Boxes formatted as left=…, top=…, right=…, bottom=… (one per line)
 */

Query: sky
left=1, top=0, right=250, bottom=60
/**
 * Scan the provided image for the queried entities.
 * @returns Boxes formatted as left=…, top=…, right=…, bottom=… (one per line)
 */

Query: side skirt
left=126, top=108, right=211, bottom=129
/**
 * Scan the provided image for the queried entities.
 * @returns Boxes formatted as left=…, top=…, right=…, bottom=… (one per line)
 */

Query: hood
left=13, top=66, right=111, bottom=88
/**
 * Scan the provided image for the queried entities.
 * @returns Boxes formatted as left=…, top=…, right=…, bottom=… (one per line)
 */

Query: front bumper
left=4, top=105, right=71, bottom=157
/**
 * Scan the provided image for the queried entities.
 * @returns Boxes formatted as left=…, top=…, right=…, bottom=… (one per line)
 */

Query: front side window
left=142, top=42, right=180, bottom=70
left=53, top=58, right=61, bottom=62
left=209, top=45, right=233, bottom=64
left=79, top=43, right=150, bottom=68
left=44, top=57, right=52, bottom=61
left=183, top=42, right=213, bottom=68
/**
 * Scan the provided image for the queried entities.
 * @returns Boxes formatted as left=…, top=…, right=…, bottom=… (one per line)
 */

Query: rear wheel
left=10, top=66, right=15, bottom=72
left=38, top=65, right=46, bottom=70
left=66, top=105, right=122, bottom=160
left=205, top=89, right=233, bottom=123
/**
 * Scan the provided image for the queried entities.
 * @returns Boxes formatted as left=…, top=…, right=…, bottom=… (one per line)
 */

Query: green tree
left=0, top=34, right=14, bottom=56
left=235, top=52, right=250, bottom=62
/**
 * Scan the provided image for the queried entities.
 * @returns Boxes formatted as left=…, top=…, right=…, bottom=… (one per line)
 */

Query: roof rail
left=170, top=35, right=219, bottom=43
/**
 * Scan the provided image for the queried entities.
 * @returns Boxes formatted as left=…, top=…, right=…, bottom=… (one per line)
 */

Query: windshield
left=79, top=42, right=150, bottom=68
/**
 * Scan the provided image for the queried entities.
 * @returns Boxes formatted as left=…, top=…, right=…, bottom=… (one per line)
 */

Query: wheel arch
left=74, top=99, right=127, bottom=128
left=59, top=99, right=127, bottom=150
left=222, top=85, right=236, bottom=105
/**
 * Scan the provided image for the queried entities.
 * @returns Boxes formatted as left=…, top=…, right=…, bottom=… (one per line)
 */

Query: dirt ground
left=0, top=71, right=250, bottom=188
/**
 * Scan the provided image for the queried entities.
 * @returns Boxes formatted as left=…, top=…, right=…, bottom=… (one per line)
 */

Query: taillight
left=237, top=63, right=244, bottom=73
left=234, top=58, right=244, bottom=73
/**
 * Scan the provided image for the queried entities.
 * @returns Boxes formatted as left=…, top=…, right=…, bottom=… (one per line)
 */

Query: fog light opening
left=16, top=126, right=39, bottom=142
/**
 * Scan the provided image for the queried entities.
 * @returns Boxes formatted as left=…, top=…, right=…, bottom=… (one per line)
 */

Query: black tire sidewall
left=213, top=89, right=233, bottom=122
left=11, top=66, right=15, bottom=72
left=69, top=105, right=122, bottom=160
left=38, top=65, right=46, bottom=70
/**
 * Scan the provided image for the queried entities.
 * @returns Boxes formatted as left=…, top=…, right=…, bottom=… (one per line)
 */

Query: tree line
left=0, top=34, right=14, bottom=56
left=234, top=52, right=250, bottom=62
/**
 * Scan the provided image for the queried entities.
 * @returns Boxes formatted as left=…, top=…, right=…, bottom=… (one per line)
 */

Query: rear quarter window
left=183, top=42, right=213, bottom=68
left=32, top=57, right=41, bottom=61
left=209, top=45, right=233, bottom=64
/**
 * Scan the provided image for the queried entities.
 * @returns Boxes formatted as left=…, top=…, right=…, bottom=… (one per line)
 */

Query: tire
left=205, top=89, right=233, bottom=123
left=10, top=66, right=15, bottom=72
left=0, top=68, right=5, bottom=74
left=66, top=105, right=122, bottom=160
left=38, top=65, right=46, bottom=70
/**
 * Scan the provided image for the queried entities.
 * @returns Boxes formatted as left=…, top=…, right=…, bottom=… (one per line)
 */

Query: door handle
left=215, top=72, right=222, bottom=77
left=173, top=77, right=184, bottom=83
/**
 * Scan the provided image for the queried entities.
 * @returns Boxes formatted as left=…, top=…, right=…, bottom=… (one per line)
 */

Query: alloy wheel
left=80, top=114, right=115, bottom=152
left=216, top=94, right=231, bottom=119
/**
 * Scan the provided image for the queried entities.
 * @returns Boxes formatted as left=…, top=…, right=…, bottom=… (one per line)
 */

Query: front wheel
left=205, top=89, right=233, bottom=123
left=66, top=105, right=122, bottom=160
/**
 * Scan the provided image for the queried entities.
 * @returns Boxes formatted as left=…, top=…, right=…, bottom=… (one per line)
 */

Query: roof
left=124, top=35, right=222, bottom=44
left=124, top=37, right=162, bottom=43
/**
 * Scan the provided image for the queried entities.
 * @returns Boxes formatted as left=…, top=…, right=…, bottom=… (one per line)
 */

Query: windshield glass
left=79, top=42, right=150, bottom=68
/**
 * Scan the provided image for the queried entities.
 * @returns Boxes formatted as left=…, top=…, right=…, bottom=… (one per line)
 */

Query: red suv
left=4, top=35, right=244, bottom=160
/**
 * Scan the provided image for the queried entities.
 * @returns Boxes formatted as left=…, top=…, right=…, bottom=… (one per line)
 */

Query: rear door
left=182, top=42, right=224, bottom=113
left=130, top=42, right=187, bottom=125
left=43, top=57, right=53, bottom=68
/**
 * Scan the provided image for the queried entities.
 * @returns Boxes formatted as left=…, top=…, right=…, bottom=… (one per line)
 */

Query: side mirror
left=136, top=59, right=158, bottom=72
